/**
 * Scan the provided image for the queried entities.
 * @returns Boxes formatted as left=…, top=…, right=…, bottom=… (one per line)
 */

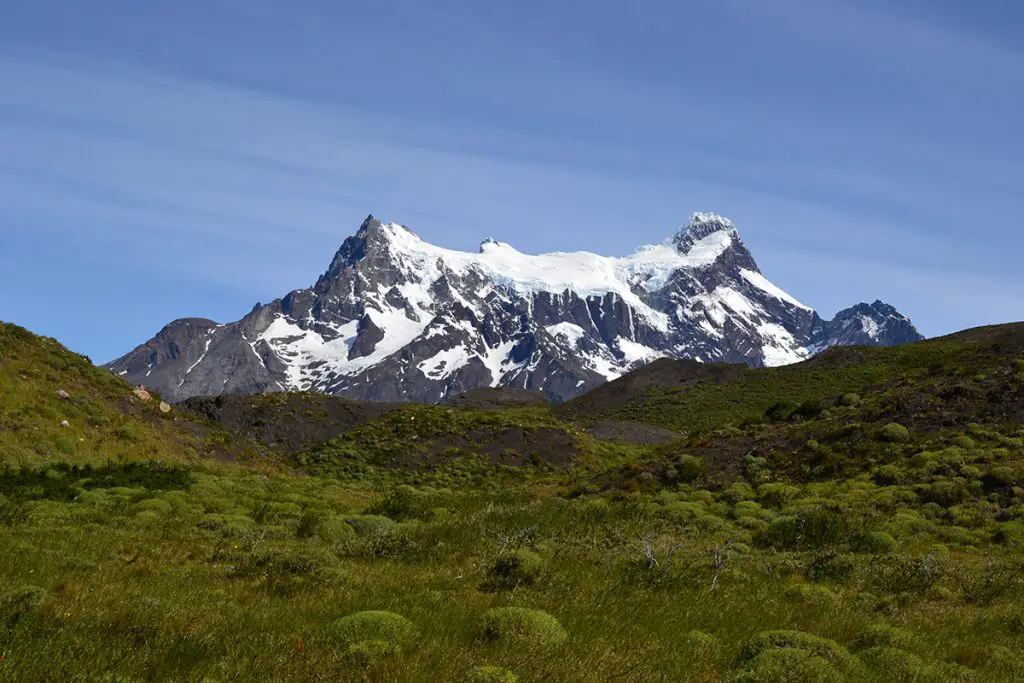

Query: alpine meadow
left=4, top=317, right=1024, bottom=681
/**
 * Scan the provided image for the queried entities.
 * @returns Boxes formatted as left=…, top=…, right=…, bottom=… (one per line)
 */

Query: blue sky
left=1, top=0, right=1022, bottom=363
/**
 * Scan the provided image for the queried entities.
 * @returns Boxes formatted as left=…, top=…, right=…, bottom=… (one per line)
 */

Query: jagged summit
left=107, top=212, right=923, bottom=403
left=673, top=211, right=737, bottom=248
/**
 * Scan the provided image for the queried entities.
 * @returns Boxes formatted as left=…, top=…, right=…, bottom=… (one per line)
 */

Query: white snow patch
left=582, top=350, right=622, bottom=382
left=757, top=323, right=807, bottom=367
left=860, top=315, right=880, bottom=338
left=545, top=322, right=587, bottom=346
left=480, top=340, right=519, bottom=387
left=616, top=338, right=665, bottom=365
left=417, top=346, right=472, bottom=380
left=740, top=269, right=810, bottom=310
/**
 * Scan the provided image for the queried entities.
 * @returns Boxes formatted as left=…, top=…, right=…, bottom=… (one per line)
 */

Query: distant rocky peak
left=320, top=214, right=414, bottom=281
left=672, top=212, right=740, bottom=255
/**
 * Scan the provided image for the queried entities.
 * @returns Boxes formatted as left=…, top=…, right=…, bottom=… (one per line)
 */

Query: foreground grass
left=2, top=460, right=1023, bottom=682
left=4, top=320, right=1024, bottom=680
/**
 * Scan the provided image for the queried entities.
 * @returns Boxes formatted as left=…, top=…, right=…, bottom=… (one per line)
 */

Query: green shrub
left=879, top=423, right=910, bottom=443
left=330, top=610, right=418, bottom=648
left=345, top=514, right=397, bottom=537
left=840, top=393, right=861, bottom=407
left=676, top=455, right=707, bottom=482
left=739, top=630, right=857, bottom=672
left=133, top=498, right=172, bottom=515
left=873, top=465, right=905, bottom=486
left=237, top=547, right=340, bottom=579
left=756, top=508, right=855, bottom=550
left=951, top=435, right=976, bottom=449
left=732, top=648, right=844, bottom=682
left=480, top=607, right=567, bottom=648
left=366, top=485, right=435, bottom=521
left=317, top=516, right=357, bottom=544
left=465, top=665, right=519, bottom=683
left=724, top=482, right=756, bottom=504
left=664, top=501, right=706, bottom=523
left=858, top=531, right=899, bottom=555
left=920, top=480, right=967, bottom=507
left=758, top=484, right=800, bottom=508
left=783, top=584, right=840, bottom=609
left=486, top=551, right=545, bottom=590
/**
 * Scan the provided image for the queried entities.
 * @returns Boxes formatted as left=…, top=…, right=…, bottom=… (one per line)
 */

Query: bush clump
left=783, top=584, right=840, bottom=609
left=366, top=485, right=436, bottom=521
left=345, top=515, right=398, bottom=537
left=676, top=455, right=707, bottom=482
left=858, top=531, right=900, bottom=555
left=840, top=393, right=861, bottom=407
left=465, top=665, right=519, bottom=683
left=858, top=647, right=926, bottom=682
left=879, top=423, right=911, bottom=443
left=480, top=607, right=567, bottom=648
left=330, top=610, right=419, bottom=649
left=732, top=648, right=844, bottom=682
left=485, top=550, right=545, bottom=590
left=739, top=630, right=857, bottom=672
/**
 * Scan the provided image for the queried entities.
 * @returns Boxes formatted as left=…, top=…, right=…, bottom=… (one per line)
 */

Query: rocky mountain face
left=106, top=213, right=923, bottom=403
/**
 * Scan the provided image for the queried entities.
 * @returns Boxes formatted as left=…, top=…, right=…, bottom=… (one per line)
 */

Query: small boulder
left=133, top=386, right=152, bottom=401
left=59, top=420, right=70, bottom=428
left=56, top=390, right=70, bottom=400
left=159, top=401, right=172, bottom=414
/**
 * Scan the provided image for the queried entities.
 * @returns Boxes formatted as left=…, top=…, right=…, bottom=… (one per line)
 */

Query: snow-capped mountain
left=106, top=213, right=923, bottom=403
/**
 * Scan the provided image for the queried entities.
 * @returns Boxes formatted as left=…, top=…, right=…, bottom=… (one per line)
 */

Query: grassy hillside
left=3, top=321, right=1024, bottom=682
left=0, top=322, right=268, bottom=468
left=561, top=324, right=1024, bottom=435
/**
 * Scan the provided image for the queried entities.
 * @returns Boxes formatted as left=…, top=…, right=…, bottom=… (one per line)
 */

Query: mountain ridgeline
left=107, top=213, right=922, bottom=403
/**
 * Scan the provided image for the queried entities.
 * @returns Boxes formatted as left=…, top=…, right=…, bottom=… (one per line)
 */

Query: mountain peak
left=109, top=210, right=923, bottom=404
left=672, top=212, right=739, bottom=254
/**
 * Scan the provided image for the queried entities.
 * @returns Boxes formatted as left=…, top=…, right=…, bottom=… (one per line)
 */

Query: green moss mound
left=480, top=607, right=567, bottom=648
left=739, top=630, right=857, bottom=672
left=485, top=550, right=545, bottom=590
left=879, top=423, right=911, bottom=443
left=732, top=648, right=844, bottom=682
left=330, top=610, right=418, bottom=648
left=858, top=647, right=926, bottom=682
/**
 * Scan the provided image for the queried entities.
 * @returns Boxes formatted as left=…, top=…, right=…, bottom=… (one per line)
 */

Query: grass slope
left=0, top=322, right=267, bottom=469
left=2, top=321, right=1024, bottom=682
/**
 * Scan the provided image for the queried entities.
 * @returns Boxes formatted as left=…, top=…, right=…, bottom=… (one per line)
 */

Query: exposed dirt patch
left=182, top=393, right=400, bottom=455
left=582, top=421, right=683, bottom=445
left=443, top=387, right=550, bottom=410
